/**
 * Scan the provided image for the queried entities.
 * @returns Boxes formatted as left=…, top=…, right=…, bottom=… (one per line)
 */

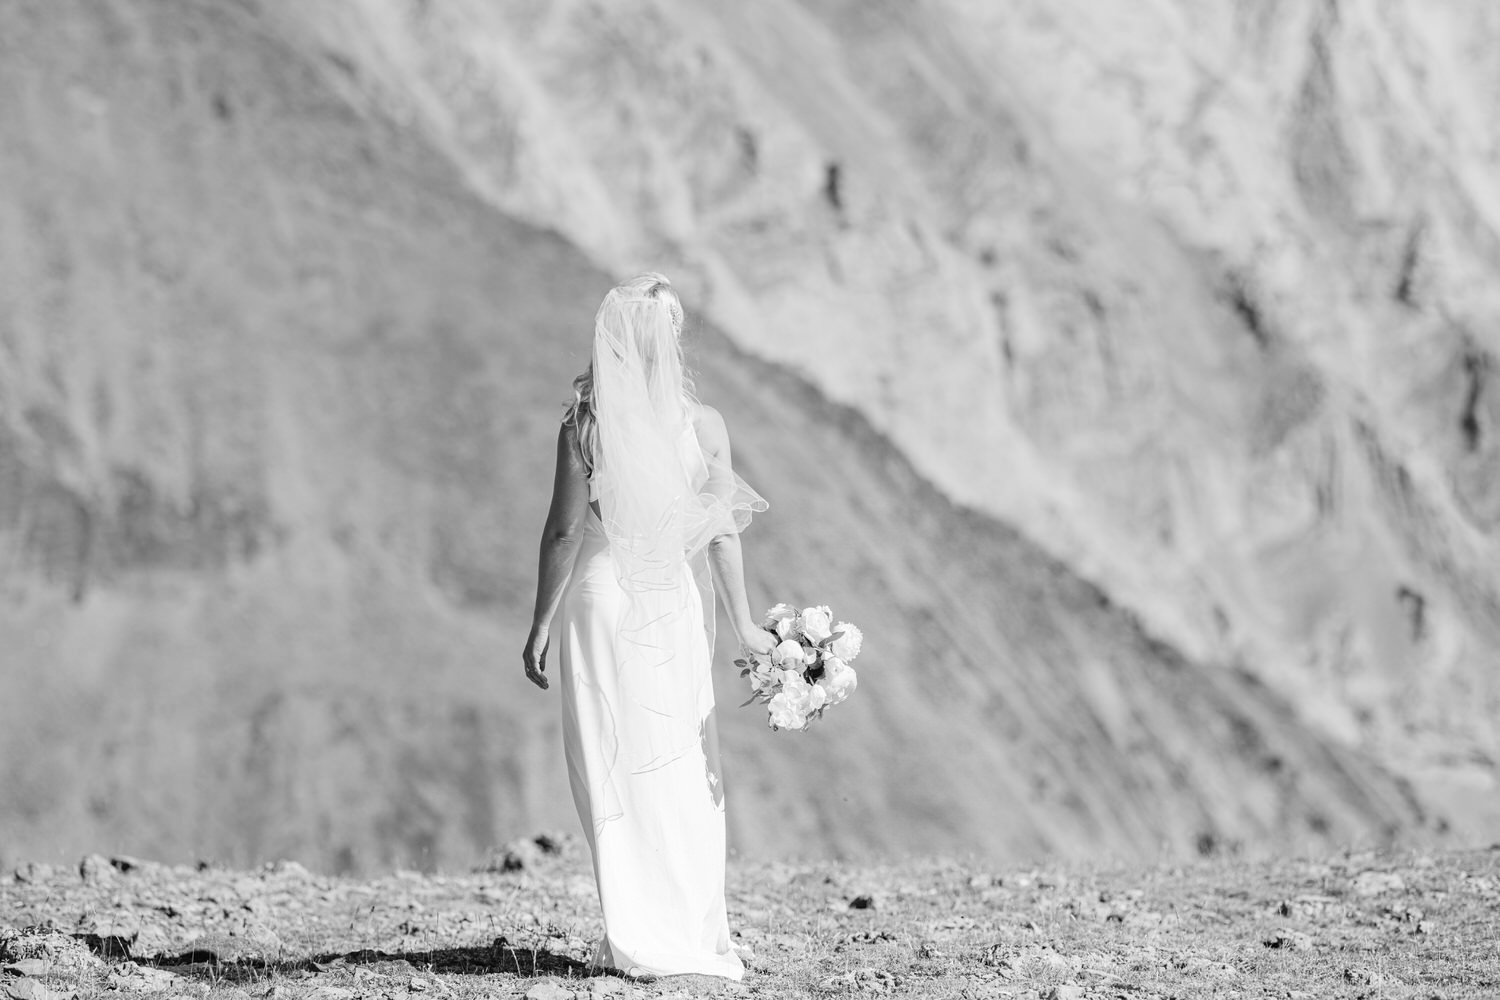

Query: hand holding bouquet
left=736, top=604, right=864, bottom=732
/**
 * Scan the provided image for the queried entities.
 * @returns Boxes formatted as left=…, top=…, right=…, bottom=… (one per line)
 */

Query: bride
left=521, top=273, right=777, bottom=979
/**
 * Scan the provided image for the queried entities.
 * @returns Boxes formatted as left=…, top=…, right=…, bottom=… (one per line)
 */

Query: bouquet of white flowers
left=736, top=604, right=864, bottom=732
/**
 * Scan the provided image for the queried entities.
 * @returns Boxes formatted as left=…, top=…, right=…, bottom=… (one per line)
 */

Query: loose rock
left=1344, top=967, right=1386, bottom=986
left=4, top=979, right=65, bottom=1000
left=10, top=866, right=52, bottom=886
left=1, top=961, right=47, bottom=978
left=105, top=963, right=177, bottom=994
left=1351, top=871, right=1405, bottom=896
left=817, top=968, right=897, bottom=993
left=480, top=833, right=571, bottom=873
left=264, top=860, right=313, bottom=880
left=0, top=928, right=101, bottom=973
left=1262, top=929, right=1312, bottom=951
left=306, top=989, right=354, bottom=1000
left=76, top=856, right=113, bottom=885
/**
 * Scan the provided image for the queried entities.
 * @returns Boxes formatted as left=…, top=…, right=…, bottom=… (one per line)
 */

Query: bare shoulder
left=692, top=401, right=730, bottom=456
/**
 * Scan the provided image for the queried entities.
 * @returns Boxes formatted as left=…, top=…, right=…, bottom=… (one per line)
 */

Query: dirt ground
left=3, top=843, right=1497, bottom=999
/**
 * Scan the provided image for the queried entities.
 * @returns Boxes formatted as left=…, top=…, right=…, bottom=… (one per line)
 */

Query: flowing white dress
left=556, top=424, right=745, bottom=980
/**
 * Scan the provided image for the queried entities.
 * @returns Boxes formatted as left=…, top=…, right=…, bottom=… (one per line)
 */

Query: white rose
left=830, top=622, right=863, bottom=662
left=771, top=639, right=805, bottom=667
left=818, top=657, right=858, bottom=706
left=780, top=668, right=811, bottom=695
left=762, top=603, right=797, bottom=628
left=767, top=691, right=807, bottom=730
left=801, top=606, right=833, bottom=643
left=805, top=682, right=828, bottom=713
left=775, top=614, right=802, bottom=640
left=794, top=668, right=827, bottom=709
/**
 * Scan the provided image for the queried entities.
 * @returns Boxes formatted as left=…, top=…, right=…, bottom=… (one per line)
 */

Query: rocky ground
left=2, top=841, right=1496, bottom=1000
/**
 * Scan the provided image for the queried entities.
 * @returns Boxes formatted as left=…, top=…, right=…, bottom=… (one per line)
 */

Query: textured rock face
left=0, top=0, right=1485, bottom=871
left=278, top=0, right=1500, bottom=822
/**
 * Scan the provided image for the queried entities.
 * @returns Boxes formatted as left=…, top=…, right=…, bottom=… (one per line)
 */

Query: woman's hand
left=523, top=627, right=550, bottom=690
left=738, top=623, right=777, bottom=662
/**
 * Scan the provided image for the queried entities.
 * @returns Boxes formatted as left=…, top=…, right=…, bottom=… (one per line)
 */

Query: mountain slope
left=270, top=0, right=1500, bottom=830
left=0, top=0, right=1437, bottom=872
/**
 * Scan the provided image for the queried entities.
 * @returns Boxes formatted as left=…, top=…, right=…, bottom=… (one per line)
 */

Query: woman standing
left=522, top=273, right=776, bottom=979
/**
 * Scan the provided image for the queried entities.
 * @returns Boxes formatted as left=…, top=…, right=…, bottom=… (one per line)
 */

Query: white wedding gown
left=556, top=426, right=745, bottom=980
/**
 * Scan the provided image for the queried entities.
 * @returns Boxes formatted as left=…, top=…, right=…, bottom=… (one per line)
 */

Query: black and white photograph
left=2, top=1, right=1497, bottom=997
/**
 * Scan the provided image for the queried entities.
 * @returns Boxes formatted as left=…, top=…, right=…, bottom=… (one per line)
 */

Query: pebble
left=816, top=968, right=897, bottom=993
left=1344, top=967, right=1386, bottom=986
left=108, top=855, right=152, bottom=875
left=1351, top=871, right=1406, bottom=896
left=76, top=855, right=113, bottom=885
left=1044, top=987, right=1085, bottom=1000
left=1, top=960, right=47, bottom=978
left=105, top=963, right=177, bottom=994
left=306, top=990, right=354, bottom=1000
left=3, top=980, right=59, bottom=1000
left=264, top=860, right=313, bottom=880
left=1262, top=929, right=1313, bottom=951
left=0, top=928, right=102, bottom=973
left=10, top=865, right=53, bottom=886
left=525, top=982, right=575, bottom=1000
left=480, top=834, right=571, bottom=874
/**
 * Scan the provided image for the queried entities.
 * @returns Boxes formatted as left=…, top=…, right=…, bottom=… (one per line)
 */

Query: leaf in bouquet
left=739, top=694, right=763, bottom=708
left=733, top=658, right=749, bottom=670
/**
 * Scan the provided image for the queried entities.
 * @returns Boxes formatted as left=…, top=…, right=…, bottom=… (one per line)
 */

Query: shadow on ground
left=87, top=938, right=593, bottom=984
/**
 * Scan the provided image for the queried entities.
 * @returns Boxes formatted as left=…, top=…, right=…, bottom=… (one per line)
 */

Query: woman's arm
left=698, top=406, right=777, bottom=658
left=522, top=421, right=590, bottom=690
left=708, top=531, right=772, bottom=653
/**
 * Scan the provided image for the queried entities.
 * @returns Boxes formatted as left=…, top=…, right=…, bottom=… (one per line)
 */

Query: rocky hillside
left=0, top=0, right=1486, bottom=871
left=284, top=0, right=1500, bottom=811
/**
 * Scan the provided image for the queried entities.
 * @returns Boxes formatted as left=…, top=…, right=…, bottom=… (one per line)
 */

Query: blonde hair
left=564, top=273, right=687, bottom=478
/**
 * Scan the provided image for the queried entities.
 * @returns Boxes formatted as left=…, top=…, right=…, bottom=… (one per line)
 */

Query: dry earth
left=2, top=845, right=1498, bottom=1000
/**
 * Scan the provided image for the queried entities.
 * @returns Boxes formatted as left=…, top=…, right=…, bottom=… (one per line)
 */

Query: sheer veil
left=573, top=273, right=766, bottom=830
left=588, top=273, right=766, bottom=647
